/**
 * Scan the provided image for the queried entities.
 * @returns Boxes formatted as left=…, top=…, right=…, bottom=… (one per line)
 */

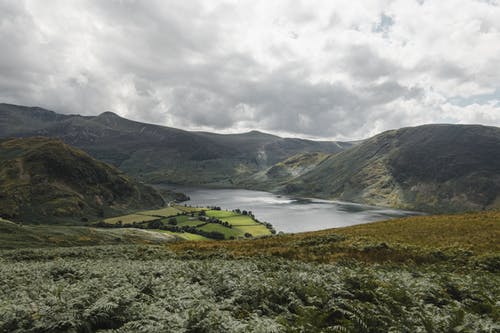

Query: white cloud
left=0, top=0, right=499, bottom=140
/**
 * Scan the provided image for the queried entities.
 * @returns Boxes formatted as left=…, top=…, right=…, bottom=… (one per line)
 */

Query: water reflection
left=162, top=186, right=422, bottom=233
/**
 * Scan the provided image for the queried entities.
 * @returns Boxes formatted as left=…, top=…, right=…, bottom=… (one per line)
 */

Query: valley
left=1, top=1, right=499, bottom=331
left=0, top=104, right=499, bottom=332
left=2, top=103, right=499, bottom=214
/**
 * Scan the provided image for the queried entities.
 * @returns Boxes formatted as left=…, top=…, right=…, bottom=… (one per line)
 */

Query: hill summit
left=0, top=137, right=165, bottom=224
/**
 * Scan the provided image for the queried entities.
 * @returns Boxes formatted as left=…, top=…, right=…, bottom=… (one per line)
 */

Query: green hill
left=0, top=103, right=352, bottom=186
left=0, top=218, right=176, bottom=248
left=169, top=210, right=500, bottom=266
left=0, top=137, right=165, bottom=224
left=283, top=124, right=500, bottom=213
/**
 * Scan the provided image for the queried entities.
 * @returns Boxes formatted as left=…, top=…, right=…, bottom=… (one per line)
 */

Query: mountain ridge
left=0, top=103, right=353, bottom=185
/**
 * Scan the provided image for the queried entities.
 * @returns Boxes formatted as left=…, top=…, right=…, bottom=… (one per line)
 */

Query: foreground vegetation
left=0, top=245, right=498, bottom=332
left=0, top=211, right=498, bottom=332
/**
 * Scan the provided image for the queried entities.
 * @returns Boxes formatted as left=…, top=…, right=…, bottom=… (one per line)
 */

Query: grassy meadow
left=97, top=205, right=275, bottom=241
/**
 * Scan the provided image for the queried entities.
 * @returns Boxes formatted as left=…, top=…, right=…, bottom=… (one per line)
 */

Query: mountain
left=238, top=152, right=330, bottom=189
left=0, top=137, right=165, bottom=224
left=283, top=124, right=500, bottom=213
left=0, top=103, right=353, bottom=185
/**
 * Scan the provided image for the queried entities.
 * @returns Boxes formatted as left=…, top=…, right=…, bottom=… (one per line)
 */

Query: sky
left=1, top=0, right=499, bottom=140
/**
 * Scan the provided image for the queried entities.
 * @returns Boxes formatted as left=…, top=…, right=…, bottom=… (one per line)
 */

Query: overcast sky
left=1, top=0, right=499, bottom=140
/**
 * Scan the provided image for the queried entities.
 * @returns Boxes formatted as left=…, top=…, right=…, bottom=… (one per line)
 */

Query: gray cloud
left=0, top=0, right=499, bottom=140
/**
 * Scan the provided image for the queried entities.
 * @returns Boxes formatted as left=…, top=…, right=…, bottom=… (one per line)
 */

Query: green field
left=219, top=215, right=258, bottom=226
left=96, top=206, right=274, bottom=240
left=176, top=205, right=205, bottom=213
left=232, top=224, right=271, bottom=237
left=175, top=218, right=205, bottom=227
left=138, top=206, right=182, bottom=217
left=198, top=223, right=241, bottom=238
left=205, top=210, right=238, bottom=218
left=103, top=214, right=159, bottom=225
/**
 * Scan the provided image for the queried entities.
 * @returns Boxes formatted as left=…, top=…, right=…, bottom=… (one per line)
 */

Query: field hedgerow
left=0, top=245, right=498, bottom=333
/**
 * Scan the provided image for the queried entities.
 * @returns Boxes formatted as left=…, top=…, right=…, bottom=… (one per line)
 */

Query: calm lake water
left=166, top=187, right=421, bottom=233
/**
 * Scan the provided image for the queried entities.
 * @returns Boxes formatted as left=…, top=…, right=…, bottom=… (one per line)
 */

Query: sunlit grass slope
left=168, top=211, right=500, bottom=266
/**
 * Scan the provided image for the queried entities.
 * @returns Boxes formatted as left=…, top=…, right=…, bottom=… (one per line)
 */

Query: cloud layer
left=1, top=0, right=499, bottom=139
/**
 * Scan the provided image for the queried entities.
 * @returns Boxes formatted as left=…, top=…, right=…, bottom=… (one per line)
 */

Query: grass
left=0, top=211, right=498, bottom=331
left=158, top=230, right=211, bottom=241
left=168, top=211, right=500, bottom=266
left=176, top=205, right=205, bottom=213
left=198, top=223, right=241, bottom=238
left=103, top=214, right=159, bottom=225
left=219, top=215, right=258, bottom=226
left=96, top=206, right=273, bottom=240
left=232, top=224, right=271, bottom=237
left=0, top=219, right=175, bottom=249
left=205, top=210, right=238, bottom=218
left=175, top=219, right=205, bottom=227
left=336, top=211, right=500, bottom=254
left=138, top=206, right=182, bottom=217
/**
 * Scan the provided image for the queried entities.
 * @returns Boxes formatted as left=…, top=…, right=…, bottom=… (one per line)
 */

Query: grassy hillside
left=0, top=103, right=352, bottom=186
left=0, top=137, right=165, bottom=224
left=168, top=211, right=500, bottom=267
left=239, top=152, right=330, bottom=190
left=285, top=124, right=500, bottom=213
left=97, top=205, right=275, bottom=240
left=0, top=212, right=498, bottom=332
left=0, top=218, right=175, bottom=249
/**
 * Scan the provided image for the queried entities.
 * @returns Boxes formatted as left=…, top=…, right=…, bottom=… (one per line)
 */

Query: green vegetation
left=138, top=206, right=183, bottom=217
left=0, top=137, right=165, bottom=224
left=103, top=214, right=160, bottom=225
left=3, top=104, right=500, bottom=214
left=169, top=211, right=500, bottom=266
left=285, top=124, right=500, bottom=213
left=0, top=212, right=498, bottom=331
left=158, top=230, right=211, bottom=241
left=1, top=104, right=500, bottom=331
left=95, top=205, right=275, bottom=240
left=0, top=218, right=175, bottom=249
left=0, top=103, right=350, bottom=187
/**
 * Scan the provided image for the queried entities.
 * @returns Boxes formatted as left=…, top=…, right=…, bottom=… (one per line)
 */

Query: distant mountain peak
left=97, top=111, right=121, bottom=118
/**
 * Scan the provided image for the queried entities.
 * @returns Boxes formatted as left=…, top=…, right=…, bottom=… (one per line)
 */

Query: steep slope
left=239, top=152, right=330, bottom=189
left=285, top=124, right=500, bottom=213
left=0, top=137, right=165, bottom=224
left=0, top=103, right=352, bottom=185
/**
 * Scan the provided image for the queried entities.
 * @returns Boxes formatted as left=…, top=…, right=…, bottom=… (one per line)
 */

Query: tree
left=168, top=217, right=177, bottom=225
left=148, top=220, right=162, bottom=229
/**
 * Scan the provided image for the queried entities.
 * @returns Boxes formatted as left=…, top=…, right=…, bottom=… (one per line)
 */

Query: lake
left=165, top=187, right=421, bottom=233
